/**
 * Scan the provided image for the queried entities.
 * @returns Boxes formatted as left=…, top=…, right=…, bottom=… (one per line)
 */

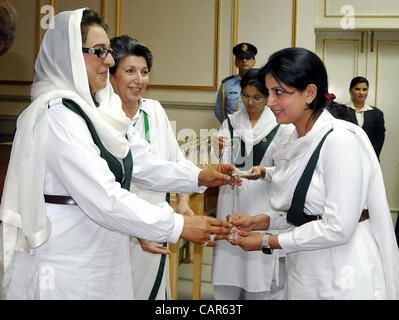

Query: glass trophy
left=227, top=181, right=239, bottom=242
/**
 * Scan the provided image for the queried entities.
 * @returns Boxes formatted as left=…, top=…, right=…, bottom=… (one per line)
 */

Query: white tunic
left=212, top=108, right=293, bottom=292
left=2, top=99, right=204, bottom=300
left=267, top=110, right=399, bottom=299
left=128, top=98, right=187, bottom=300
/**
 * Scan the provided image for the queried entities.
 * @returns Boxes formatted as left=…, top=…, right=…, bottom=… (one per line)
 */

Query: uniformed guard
left=215, top=42, right=257, bottom=123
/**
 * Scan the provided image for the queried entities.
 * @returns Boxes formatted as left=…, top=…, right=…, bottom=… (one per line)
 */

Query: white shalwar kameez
left=266, top=109, right=399, bottom=300
left=0, top=8, right=206, bottom=300
left=1, top=98, right=203, bottom=300
left=212, top=107, right=293, bottom=299
left=128, top=98, right=187, bottom=300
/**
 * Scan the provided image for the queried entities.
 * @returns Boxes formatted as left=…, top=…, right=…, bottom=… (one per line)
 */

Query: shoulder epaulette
left=222, top=75, right=235, bottom=84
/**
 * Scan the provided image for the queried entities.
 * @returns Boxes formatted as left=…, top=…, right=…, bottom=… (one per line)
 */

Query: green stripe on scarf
left=61, top=98, right=132, bottom=190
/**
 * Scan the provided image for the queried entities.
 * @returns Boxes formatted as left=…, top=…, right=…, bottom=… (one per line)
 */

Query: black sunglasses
left=82, top=47, right=114, bottom=59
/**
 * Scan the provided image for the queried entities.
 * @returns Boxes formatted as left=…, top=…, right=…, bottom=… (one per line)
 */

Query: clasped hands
left=226, top=213, right=271, bottom=251
left=138, top=163, right=244, bottom=253
left=182, top=210, right=273, bottom=250
left=140, top=212, right=272, bottom=255
left=138, top=165, right=273, bottom=253
left=184, top=164, right=269, bottom=249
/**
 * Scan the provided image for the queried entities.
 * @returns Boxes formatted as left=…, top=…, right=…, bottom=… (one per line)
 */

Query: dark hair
left=0, top=0, right=16, bottom=56
left=258, top=47, right=329, bottom=115
left=326, top=102, right=356, bottom=124
left=81, top=9, right=108, bottom=44
left=240, top=68, right=268, bottom=96
left=349, top=76, right=369, bottom=90
left=109, top=35, right=153, bottom=75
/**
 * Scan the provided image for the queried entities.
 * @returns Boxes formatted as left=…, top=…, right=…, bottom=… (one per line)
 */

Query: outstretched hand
left=180, top=215, right=232, bottom=246
left=245, top=166, right=266, bottom=180
left=226, top=213, right=255, bottom=232
left=230, top=230, right=263, bottom=251
left=138, top=239, right=171, bottom=255
left=198, top=164, right=242, bottom=188
left=226, top=213, right=270, bottom=232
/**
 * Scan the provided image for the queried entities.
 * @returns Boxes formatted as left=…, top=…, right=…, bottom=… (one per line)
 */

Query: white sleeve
left=129, top=129, right=206, bottom=194
left=277, top=131, right=364, bottom=253
left=46, top=104, right=183, bottom=243
left=162, top=109, right=186, bottom=163
left=267, top=210, right=294, bottom=231
left=264, top=167, right=275, bottom=182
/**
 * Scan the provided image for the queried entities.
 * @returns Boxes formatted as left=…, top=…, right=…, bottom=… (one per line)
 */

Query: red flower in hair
left=325, top=93, right=336, bottom=102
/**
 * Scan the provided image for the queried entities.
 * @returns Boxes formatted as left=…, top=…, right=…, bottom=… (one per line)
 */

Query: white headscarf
left=0, top=8, right=131, bottom=287
left=227, top=107, right=278, bottom=155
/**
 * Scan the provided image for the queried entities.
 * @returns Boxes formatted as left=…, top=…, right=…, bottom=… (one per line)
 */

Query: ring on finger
left=201, top=241, right=208, bottom=247
left=209, top=233, right=215, bottom=242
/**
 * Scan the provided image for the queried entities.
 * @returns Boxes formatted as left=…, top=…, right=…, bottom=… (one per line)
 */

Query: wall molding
left=292, top=0, right=297, bottom=47
left=160, top=101, right=215, bottom=110
left=322, top=38, right=360, bottom=74
left=324, top=0, right=399, bottom=18
left=232, top=0, right=239, bottom=75
left=0, top=95, right=31, bottom=102
left=117, top=0, right=220, bottom=91
left=0, top=95, right=215, bottom=110
left=233, top=0, right=298, bottom=64
left=375, top=40, right=399, bottom=106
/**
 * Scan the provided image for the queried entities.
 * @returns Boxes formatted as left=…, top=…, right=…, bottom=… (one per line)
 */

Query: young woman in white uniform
left=231, top=48, right=399, bottom=299
left=110, top=35, right=194, bottom=300
left=212, top=69, right=293, bottom=300
left=0, top=8, right=236, bottom=300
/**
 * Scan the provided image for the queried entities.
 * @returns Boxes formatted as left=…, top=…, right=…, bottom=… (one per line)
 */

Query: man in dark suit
left=346, top=76, right=386, bottom=160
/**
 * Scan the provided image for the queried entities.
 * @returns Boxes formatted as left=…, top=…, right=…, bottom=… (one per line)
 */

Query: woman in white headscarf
left=0, top=8, right=235, bottom=300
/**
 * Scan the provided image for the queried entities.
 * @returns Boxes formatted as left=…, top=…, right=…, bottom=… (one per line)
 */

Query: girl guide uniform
left=0, top=8, right=205, bottom=300
left=129, top=98, right=187, bottom=300
left=212, top=107, right=293, bottom=299
left=266, top=109, right=399, bottom=299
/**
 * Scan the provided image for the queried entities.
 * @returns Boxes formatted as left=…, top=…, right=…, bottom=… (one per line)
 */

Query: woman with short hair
left=109, top=35, right=194, bottom=300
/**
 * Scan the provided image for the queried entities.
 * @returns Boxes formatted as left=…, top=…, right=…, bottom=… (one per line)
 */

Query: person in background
left=325, top=94, right=356, bottom=124
left=211, top=69, right=293, bottom=300
left=230, top=47, right=399, bottom=299
left=0, top=8, right=236, bottom=300
left=345, top=76, right=386, bottom=159
left=0, top=0, right=16, bottom=56
left=215, top=42, right=257, bottom=123
left=110, top=35, right=194, bottom=300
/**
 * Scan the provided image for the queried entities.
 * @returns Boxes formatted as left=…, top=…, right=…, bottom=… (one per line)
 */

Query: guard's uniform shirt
left=215, top=74, right=244, bottom=123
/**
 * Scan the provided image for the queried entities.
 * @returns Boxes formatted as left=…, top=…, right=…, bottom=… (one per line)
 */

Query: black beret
left=233, top=42, right=257, bottom=58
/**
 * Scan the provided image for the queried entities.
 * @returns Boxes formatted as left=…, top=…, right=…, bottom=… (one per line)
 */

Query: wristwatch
left=261, top=233, right=273, bottom=254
